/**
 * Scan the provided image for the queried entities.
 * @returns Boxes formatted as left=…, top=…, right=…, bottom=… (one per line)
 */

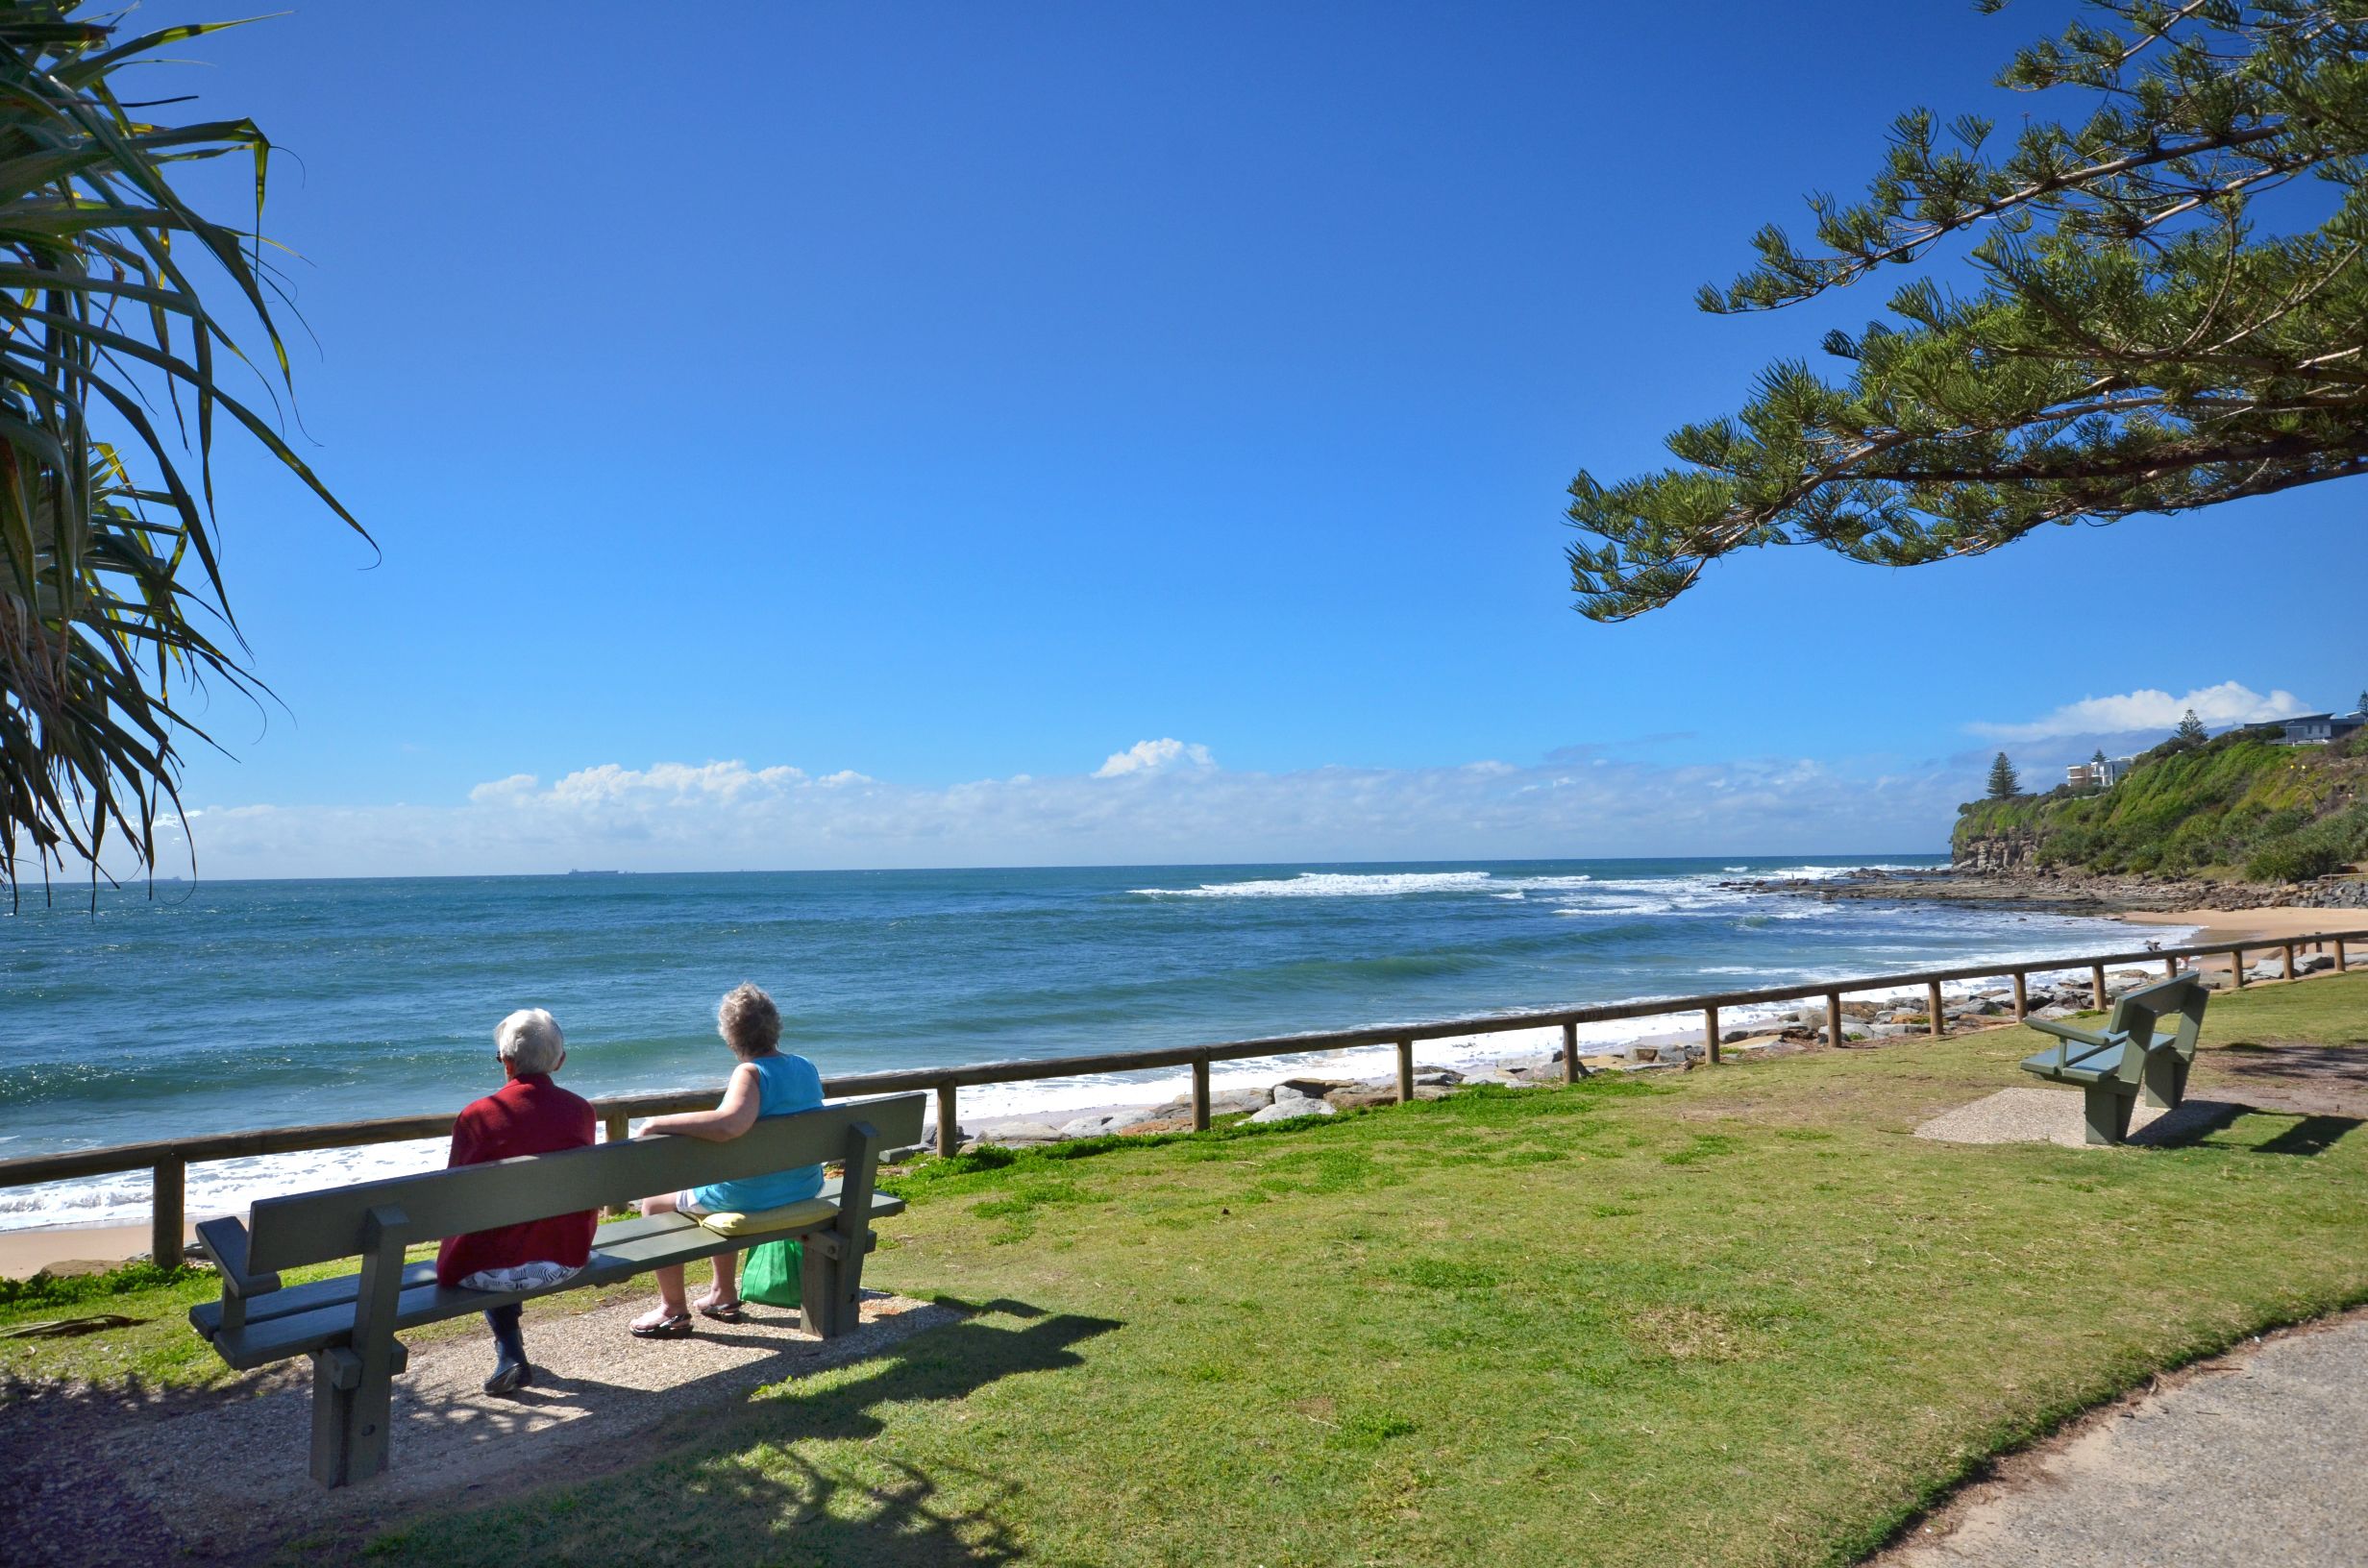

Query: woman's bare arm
left=640, top=1063, right=762, bottom=1142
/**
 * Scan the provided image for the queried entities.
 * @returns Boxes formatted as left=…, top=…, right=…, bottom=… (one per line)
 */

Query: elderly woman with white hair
left=434, top=1007, right=598, bottom=1393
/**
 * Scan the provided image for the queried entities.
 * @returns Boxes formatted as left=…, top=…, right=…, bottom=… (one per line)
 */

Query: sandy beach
left=2123, top=906, right=2365, bottom=945
left=0, top=1220, right=193, bottom=1280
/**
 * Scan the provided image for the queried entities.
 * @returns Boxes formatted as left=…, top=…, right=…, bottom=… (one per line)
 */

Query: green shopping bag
left=740, top=1238, right=803, bottom=1308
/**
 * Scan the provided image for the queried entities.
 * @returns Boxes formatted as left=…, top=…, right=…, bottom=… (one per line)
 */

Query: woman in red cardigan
left=437, top=1008, right=596, bottom=1394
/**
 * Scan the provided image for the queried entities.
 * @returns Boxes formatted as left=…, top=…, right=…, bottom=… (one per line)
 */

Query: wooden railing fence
left=2, top=926, right=2360, bottom=1268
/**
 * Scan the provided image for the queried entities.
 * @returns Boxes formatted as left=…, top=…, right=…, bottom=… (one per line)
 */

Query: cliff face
left=1952, top=830, right=2038, bottom=875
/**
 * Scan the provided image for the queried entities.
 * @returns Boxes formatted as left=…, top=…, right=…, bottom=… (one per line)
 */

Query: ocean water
left=0, top=857, right=2172, bottom=1229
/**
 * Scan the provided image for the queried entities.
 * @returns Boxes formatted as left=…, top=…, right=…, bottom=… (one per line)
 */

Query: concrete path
left=1913, top=1087, right=2239, bottom=1148
left=1881, top=1311, right=2368, bottom=1568
left=0, top=1289, right=957, bottom=1565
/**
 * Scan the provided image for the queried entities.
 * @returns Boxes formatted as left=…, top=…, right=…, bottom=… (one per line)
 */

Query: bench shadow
left=2248, top=1115, right=2361, bottom=1157
left=2142, top=1104, right=2364, bottom=1158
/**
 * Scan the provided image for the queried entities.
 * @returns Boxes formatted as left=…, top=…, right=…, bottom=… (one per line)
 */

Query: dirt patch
left=2193, top=1041, right=2368, bottom=1118
left=1628, top=1304, right=1755, bottom=1362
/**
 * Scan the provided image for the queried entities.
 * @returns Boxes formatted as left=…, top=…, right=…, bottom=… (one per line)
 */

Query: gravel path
left=1879, top=1311, right=2368, bottom=1568
left=0, top=1289, right=957, bottom=1565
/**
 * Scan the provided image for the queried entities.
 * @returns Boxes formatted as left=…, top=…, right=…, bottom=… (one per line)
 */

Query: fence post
left=935, top=1083, right=958, bottom=1158
left=2338, top=937, right=2350, bottom=972
left=2163, top=956, right=2178, bottom=979
left=151, top=1156, right=185, bottom=1269
left=1826, top=991, right=1843, bottom=1048
left=1395, top=1038, right=1415, bottom=1104
left=1926, top=981, right=1945, bottom=1039
left=1191, top=1060, right=1211, bottom=1131
left=2231, top=947, right=2247, bottom=989
left=1704, top=1005, right=1720, bottom=1065
left=2283, top=943, right=2298, bottom=981
left=1562, top=1020, right=1583, bottom=1083
left=2010, top=970, right=2028, bottom=1021
left=2091, top=965, right=2109, bottom=1008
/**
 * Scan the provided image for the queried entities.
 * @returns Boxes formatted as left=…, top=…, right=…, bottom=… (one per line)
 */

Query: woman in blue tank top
left=628, top=983, right=825, bottom=1337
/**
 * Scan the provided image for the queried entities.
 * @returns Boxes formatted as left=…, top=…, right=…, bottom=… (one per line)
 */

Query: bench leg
left=2140, top=1052, right=2182, bottom=1110
left=303, top=1204, right=413, bottom=1488
left=308, top=1350, right=358, bottom=1488
left=307, top=1340, right=410, bottom=1487
left=800, top=1237, right=851, bottom=1339
left=802, top=1120, right=882, bottom=1339
left=2082, top=1086, right=2135, bottom=1146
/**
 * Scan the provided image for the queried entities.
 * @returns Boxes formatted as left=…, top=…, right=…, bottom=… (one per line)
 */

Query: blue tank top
left=688, top=1053, right=826, bottom=1213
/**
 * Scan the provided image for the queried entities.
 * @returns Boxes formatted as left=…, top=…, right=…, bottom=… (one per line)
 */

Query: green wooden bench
left=2018, top=974, right=2209, bottom=1145
left=186, top=1092, right=924, bottom=1487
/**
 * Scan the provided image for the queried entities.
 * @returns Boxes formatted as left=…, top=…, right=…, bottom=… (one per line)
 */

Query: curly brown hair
left=716, top=983, right=782, bottom=1058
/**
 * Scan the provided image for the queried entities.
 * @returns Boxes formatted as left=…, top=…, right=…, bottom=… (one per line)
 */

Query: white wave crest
left=1133, top=871, right=1495, bottom=898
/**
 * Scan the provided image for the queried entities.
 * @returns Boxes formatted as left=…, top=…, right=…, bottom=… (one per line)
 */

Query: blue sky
left=109, top=1, right=2366, bottom=876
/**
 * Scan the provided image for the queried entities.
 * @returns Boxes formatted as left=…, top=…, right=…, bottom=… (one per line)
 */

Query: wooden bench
left=2019, top=974, right=2208, bottom=1144
left=186, top=1092, right=924, bottom=1487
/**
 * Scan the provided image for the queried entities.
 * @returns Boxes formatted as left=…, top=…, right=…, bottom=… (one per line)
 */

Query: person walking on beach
left=628, top=982, right=826, bottom=1338
left=436, top=1008, right=597, bottom=1394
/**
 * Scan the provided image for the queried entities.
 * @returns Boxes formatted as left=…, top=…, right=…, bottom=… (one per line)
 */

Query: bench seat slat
left=199, top=1193, right=904, bottom=1366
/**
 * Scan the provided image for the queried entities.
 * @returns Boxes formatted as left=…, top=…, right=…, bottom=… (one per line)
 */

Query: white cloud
left=1094, top=738, right=1217, bottom=778
left=1967, top=680, right=2308, bottom=744
left=136, top=742, right=1978, bottom=881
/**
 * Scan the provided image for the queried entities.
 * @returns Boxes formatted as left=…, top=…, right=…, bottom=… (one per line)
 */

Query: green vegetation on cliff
left=1956, top=729, right=2368, bottom=883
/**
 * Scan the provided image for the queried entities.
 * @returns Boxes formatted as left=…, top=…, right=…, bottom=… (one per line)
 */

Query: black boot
left=483, top=1304, right=529, bottom=1395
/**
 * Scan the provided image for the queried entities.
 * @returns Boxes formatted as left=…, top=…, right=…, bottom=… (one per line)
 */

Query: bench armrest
left=195, top=1217, right=281, bottom=1299
left=2026, top=1018, right=2113, bottom=1049
left=2024, top=1017, right=2125, bottom=1074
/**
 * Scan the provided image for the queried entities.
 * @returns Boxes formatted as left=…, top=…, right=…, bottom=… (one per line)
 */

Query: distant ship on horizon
left=563, top=869, right=625, bottom=877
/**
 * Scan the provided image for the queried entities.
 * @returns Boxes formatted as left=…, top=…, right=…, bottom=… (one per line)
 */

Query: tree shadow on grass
left=700, top=1309, right=1120, bottom=1563
left=392, top=1306, right=1122, bottom=1567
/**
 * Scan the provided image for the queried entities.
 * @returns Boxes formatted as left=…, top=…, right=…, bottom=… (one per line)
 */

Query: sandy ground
left=2126, top=906, right=2368, bottom=944
left=0, top=1287, right=960, bottom=1565
left=0, top=1222, right=194, bottom=1280
left=1876, top=1311, right=2368, bottom=1568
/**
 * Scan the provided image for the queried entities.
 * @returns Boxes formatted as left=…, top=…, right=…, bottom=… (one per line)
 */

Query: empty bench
left=186, top=1092, right=925, bottom=1486
left=2019, top=974, right=2208, bottom=1144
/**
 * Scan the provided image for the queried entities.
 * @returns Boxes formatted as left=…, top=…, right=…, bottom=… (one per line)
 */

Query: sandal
left=629, top=1311, right=694, bottom=1339
left=696, top=1297, right=747, bottom=1323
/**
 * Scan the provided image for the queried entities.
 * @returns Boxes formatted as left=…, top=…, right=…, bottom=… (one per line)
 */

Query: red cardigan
left=433, top=1073, right=598, bottom=1287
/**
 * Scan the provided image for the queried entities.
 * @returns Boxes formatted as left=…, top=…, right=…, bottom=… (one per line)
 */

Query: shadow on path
left=0, top=1293, right=1117, bottom=1567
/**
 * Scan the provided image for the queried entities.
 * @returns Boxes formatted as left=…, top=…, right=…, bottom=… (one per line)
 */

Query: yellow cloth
left=694, top=1196, right=837, bottom=1239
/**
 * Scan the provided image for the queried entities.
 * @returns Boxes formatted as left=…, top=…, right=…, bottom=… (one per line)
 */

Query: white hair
left=494, top=1008, right=566, bottom=1075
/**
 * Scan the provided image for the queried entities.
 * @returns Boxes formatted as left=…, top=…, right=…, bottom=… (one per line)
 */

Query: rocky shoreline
left=923, top=942, right=2368, bottom=1157
left=1721, top=865, right=2368, bottom=916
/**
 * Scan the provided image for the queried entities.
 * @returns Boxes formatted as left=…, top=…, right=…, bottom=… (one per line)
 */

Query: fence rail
left=5, top=925, right=2362, bottom=1270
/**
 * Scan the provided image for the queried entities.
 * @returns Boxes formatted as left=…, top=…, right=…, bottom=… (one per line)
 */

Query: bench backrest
left=2106, top=973, right=2208, bottom=1059
left=245, top=1093, right=925, bottom=1274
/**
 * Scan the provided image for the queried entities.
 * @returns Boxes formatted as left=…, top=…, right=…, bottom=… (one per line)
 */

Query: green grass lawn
left=11, top=973, right=2367, bottom=1566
